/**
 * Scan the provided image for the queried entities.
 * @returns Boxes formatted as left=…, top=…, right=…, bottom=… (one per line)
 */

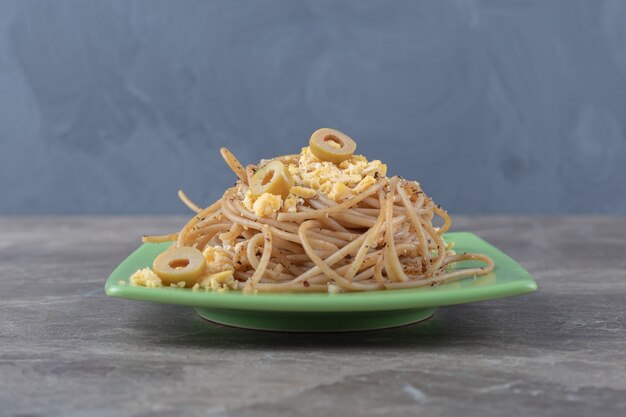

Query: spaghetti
left=133, top=128, right=494, bottom=293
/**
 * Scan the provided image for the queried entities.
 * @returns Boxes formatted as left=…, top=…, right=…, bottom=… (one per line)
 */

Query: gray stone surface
left=1, top=216, right=625, bottom=417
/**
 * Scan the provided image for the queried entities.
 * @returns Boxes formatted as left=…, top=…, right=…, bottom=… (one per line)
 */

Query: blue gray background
left=1, top=0, right=625, bottom=215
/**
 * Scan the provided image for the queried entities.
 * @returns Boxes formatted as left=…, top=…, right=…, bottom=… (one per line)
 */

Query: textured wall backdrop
left=1, top=0, right=625, bottom=214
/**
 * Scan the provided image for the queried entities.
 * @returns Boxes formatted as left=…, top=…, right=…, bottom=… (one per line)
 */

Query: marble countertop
left=1, top=216, right=625, bottom=417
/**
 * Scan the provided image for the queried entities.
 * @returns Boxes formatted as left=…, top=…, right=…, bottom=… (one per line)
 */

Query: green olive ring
left=309, top=128, right=357, bottom=164
left=153, top=246, right=207, bottom=287
left=249, top=160, right=294, bottom=198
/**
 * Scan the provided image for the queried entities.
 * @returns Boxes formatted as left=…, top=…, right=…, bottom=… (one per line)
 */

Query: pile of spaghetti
left=131, top=128, right=493, bottom=293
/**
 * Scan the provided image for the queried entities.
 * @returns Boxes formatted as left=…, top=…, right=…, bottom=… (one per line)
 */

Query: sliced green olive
left=249, top=160, right=293, bottom=198
left=153, top=246, right=207, bottom=286
left=309, top=128, right=357, bottom=164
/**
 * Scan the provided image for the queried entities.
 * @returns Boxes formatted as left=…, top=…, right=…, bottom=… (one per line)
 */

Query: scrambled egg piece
left=242, top=189, right=256, bottom=211
left=280, top=186, right=314, bottom=212
left=328, top=182, right=354, bottom=202
left=283, top=195, right=303, bottom=213
left=289, top=186, right=316, bottom=199
left=243, top=191, right=283, bottom=217
left=354, top=175, right=377, bottom=193
left=202, top=246, right=235, bottom=274
left=200, top=271, right=237, bottom=292
left=253, top=193, right=282, bottom=217
left=290, top=147, right=386, bottom=201
left=130, top=268, right=162, bottom=287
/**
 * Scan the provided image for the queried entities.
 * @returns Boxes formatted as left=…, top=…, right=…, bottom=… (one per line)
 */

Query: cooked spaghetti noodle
left=132, top=128, right=494, bottom=293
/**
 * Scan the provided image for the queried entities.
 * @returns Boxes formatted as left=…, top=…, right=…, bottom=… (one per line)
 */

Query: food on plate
left=131, top=128, right=494, bottom=293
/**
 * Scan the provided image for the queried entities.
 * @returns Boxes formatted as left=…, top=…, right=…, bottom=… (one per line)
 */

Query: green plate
left=105, top=232, right=536, bottom=332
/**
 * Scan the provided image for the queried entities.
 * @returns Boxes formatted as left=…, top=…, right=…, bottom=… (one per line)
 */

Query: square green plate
left=105, top=232, right=536, bottom=332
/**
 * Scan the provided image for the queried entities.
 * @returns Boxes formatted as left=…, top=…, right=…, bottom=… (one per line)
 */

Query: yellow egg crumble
left=244, top=146, right=386, bottom=217
left=130, top=268, right=162, bottom=287
left=202, top=246, right=234, bottom=274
